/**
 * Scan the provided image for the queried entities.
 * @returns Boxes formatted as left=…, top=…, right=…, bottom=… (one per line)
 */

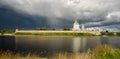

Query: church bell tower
left=72, top=20, right=80, bottom=31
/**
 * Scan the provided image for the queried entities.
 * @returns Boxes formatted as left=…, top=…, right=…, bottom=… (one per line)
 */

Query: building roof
left=74, top=20, right=79, bottom=25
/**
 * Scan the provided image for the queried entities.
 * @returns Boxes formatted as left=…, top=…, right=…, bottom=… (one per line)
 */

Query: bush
left=63, top=28, right=70, bottom=31
left=1, top=45, right=120, bottom=59
left=93, top=45, right=120, bottom=59
left=51, top=28, right=56, bottom=30
left=0, top=30, right=5, bottom=35
left=0, top=50, right=46, bottom=59
left=51, top=45, right=120, bottom=59
left=0, top=29, right=15, bottom=35
left=39, top=27, right=48, bottom=30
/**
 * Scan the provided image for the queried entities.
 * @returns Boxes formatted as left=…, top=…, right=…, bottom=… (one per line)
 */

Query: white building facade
left=81, top=24, right=85, bottom=31
left=73, top=20, right=80, bottom=31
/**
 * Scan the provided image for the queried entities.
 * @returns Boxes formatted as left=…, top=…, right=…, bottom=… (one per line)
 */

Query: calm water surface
left=0, top=36, right=120, bottom=57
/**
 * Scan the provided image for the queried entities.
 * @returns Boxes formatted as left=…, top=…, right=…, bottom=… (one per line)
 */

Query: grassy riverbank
left=15, top=32, right=96, bottom=36
left=0, top=51, right=46, bottom=59
left=51, top=45, right=120, bottom=59
left=13, top=31, right=120, bottom=36
left=1, top=32, right=120, bottom=37
left=0, top=45, right=120, bottom=59
left=101, top=32, right=120, bottom=36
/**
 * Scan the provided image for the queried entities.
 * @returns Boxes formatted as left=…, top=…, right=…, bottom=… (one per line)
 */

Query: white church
left=72, top=20, right=85, bottom=31
left=15, top=20, right=101, bottom=35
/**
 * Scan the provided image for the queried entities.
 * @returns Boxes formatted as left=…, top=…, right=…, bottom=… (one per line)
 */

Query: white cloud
left=106, top=11, right=120, bottom=19
left=1, top=0, right=119, bottom=18
left=0, top=0, right=120, bottom=31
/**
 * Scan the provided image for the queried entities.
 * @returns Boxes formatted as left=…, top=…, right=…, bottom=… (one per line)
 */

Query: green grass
left=0, top=51, right=47, bottom=59
left=93, top=45, right=120, bottom=59
left=0, top=45, right=120, bottom=59
left=15, top=32, right=95, bottom=36
left=51, top=45, right=120, bottom=59
left=101, top=32, right=120, bottom=36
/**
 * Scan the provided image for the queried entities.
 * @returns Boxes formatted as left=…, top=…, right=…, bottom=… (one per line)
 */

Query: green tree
left=0, top=29, right=15, bottom=35
left=105, top=30, right=109, bottom=33
left=39, top=27, right=48, bottom=30
left=51, top=28, right=56, bottom=30
left=0, top=30, right=5, bottom=35
left=63, top=28, right=70, bottom=31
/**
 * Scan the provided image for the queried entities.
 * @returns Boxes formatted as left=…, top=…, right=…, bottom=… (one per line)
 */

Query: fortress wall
left=16, top=30, right=101, bottom=35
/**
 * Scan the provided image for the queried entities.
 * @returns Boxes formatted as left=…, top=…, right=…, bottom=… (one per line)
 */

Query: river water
left=0, top=36, right=120, bottom=57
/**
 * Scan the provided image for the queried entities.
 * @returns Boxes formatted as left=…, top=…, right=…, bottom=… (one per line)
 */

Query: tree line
left=0, top=29, right=15, bottom=35
left=39, top=27, right=70, bottom=30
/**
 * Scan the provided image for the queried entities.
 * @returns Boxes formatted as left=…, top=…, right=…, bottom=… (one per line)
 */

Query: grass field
left=15, top=32, right=96, bottom=36
left=0, top=45, right=120, bottom=59
left=51, top=45, right=120, bottom=59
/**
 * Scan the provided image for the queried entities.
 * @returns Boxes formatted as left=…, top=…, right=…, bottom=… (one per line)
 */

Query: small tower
left=73, top=20, right=80, bottom=31
left=81, top=24, right=85, bottom=31
left=15, top=29, right=18, bottom=32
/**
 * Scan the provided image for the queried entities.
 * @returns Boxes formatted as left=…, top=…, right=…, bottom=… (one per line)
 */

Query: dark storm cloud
left=0, top=0, right=120, bottom=31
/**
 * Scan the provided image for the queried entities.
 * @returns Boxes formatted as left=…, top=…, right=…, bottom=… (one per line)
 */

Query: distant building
left=15, top=29, right=18, bottom=32
left=15, top=20, right=101, bottom=35
left=81, top=24, right=85, bottom=31
left=72, top=20, right=80, bottom=31
left=86, top=27, right=101, bottom=32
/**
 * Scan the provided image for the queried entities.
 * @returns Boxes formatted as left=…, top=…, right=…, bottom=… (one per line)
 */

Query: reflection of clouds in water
left=15, top=36, right=18, bottom=50
left=49, top=40, right=63, bottom=47
left=72, top=37, right=87, bottom=52
left=100, top=37, right=109, bottom=45
left=107, top=37, right=120, bottom=48
left=48, top=37, right=64, bottom=50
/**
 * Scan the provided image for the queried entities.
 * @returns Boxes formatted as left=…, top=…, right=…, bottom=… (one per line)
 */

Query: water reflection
left=0, top=36, right=16, bottom=51
left=15, top=36, right=74, bottom=56
left=0, top=36, right=120, bottom=56
left=73, top=37, right=81, bottom=52
left=72, top=37, right=86, bottom=52
left=72, top=37, right=101, bottom=52
left=100, top=37, right=109, bottom=45
left=108, top=37, right=120, bottom=48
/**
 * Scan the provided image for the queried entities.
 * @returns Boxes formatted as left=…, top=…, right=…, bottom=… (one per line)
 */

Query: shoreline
left=14, top=32, right=98, bottom=36
left=0, top=31, right=120, bottom=36
left=0, top=45, right=120, bottom=59
left=0, top=34, right=120, bottom=37
left=14, top=30, right=101, bottom=36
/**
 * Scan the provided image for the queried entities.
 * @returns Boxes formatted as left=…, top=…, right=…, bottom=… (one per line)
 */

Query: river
left=0, top=36, right=120, bottom=57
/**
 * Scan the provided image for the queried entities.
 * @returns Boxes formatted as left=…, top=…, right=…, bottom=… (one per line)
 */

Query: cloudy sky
left=0, top=0, right=120, bottom=31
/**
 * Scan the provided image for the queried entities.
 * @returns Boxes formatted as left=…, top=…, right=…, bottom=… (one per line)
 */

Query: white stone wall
left=16, top=30, right=101, bottom=35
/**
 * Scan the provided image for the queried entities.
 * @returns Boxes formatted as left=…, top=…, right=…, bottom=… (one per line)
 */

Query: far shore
left=0, top=33, right=120, bottom=37
left=0, top=30, right=120, bottom=36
